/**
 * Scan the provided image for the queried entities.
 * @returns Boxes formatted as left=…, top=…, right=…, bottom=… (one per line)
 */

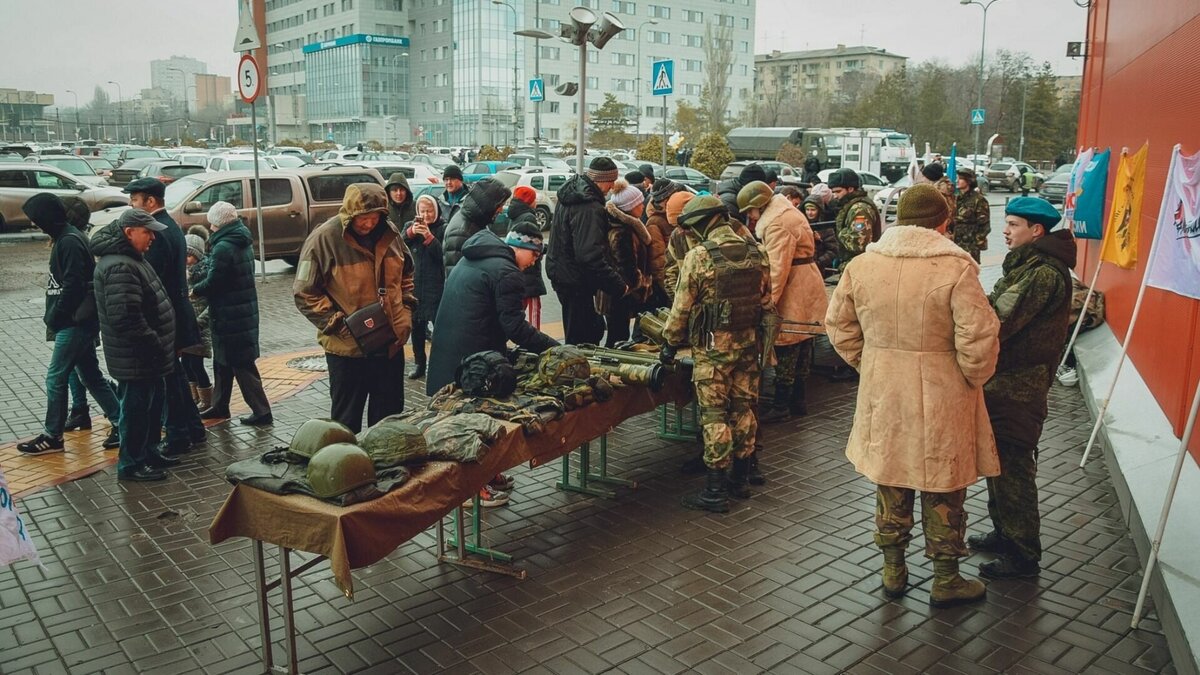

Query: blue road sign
left=971, top=108, right=986, bottom=126
left=529, top=78, right=545, bottom=102
left=652, top=60, right=674, bottom=96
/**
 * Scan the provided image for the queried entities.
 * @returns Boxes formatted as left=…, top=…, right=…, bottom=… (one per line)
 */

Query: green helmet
left=358, top=416, right=428, bottom=467
left=289, top=418, right=358, bottom=459
left=678, top=194, right=726, bottom=234
left=737, top=181, right=773, bottom=213
left=307, top=443, right=377, bottom=498
left=537, top=345, right=591, bottom=385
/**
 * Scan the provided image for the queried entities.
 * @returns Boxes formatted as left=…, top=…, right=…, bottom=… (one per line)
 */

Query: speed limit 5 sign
left=238, top=54, right=261, bottom=104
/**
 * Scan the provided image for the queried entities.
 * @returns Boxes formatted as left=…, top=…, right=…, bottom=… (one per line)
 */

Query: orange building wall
left=1077, top=0, right=1200, bottom=462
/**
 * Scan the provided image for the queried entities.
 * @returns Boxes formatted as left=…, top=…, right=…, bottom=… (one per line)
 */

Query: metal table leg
left=556, top=440, right=617, bottom=498
left=253, top=541, right=273, bottom=673
left=279, top=545, right=298, bottom=675
left=582, top=435, right=636, bottom=488
left=440, top=499, right=526, bottom=579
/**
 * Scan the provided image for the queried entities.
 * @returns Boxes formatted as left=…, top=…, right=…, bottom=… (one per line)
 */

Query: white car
left=25, top=156, right=108, bottom=187
left=492, top=168, right=570, bottom=229
left=360, top=161, right=441, bottom=186
left=205, top=154, right=277, bottom=172
left=817, top=168, right=889, bottom=198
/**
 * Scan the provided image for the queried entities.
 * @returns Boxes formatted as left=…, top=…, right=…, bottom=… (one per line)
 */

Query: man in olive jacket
left=294, top=183, right=416, bottom=433
left=92, top=210, right=178, bottom=482
left=971, top=197, right=1075, bottom=579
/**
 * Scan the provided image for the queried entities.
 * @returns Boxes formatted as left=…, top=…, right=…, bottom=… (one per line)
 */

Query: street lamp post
left=961, top=0, right=1001, bottom=159
left=634, top=18, right=658, bottom=142
left=65, top=89, right=80, bottom=140
left=107, top=80, right=123, bottom=143
left=561, top=8, right=625, bottom=174
left=493, top=1, right=521, bottom=148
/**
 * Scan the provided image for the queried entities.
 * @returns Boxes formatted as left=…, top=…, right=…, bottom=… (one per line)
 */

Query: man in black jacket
left=16, top=194, right=122, bottom=456
left=441, top=177, right=511, bottom=274
left=92, top=210, right=179, bottom=481
left=545, top=157, right=627, bottom=345
left=427, top=222, right=558, bottom=395
left=124, top=178, right=206, bottom=456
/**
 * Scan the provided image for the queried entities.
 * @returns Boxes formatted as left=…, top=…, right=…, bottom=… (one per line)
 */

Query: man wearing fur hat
left=827, top=168, right=881, bottom=268
left=661, top=196, right=774, bottom=513
left=826, top=183, right=1000, bottom=606
left=970, top=197, right=1075, bottom=579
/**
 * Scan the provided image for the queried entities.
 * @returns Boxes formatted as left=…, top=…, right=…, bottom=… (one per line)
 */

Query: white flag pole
left=1059, top=260, right=1104, bottom=372
left=1131, top=377, right=1200, bottom=628
left=1080, top=145, right=1178, bottom=467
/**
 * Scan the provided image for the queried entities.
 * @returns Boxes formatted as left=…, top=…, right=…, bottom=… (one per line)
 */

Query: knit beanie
left=664, top=191, right=695, bottom=226
left=896, top=183, right=950, bottom=229
left=738, top=163, right=767, bottom=185
left=638, top=164, right=655, bottom=181
left=650, top=178, right=680, bottom=206
left=586, top=157, right=619, bottom=183
left=609, top=179, right=645, bottom=214
left=512, top=185, right=537, bottom=206
left=505, top=219, right=545, bottom=252
left=809, top=183, right=832, bottom=205
left=922, top=163, right=946, bottom=182
left=207, top=201, right=239, bottom=228
left=185, top=234, right=206, bottom=260
left=443, top=165, right=464, bottom=181
left=624, top=170, right=645, bottom=185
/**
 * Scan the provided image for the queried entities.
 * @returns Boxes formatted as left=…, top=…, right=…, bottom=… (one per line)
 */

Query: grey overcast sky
left=2, top=0, right=1085, bottom=109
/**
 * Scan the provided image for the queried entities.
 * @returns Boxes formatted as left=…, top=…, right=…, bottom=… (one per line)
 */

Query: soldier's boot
left=747, top=451, right=766, bottom=486
left=760, top=383, right=793, bottom=424
left=64, top=407, right=92, bottom=431
left=790, top=377, right=808, bottom=417
left=196, top=386, right=213, bottom=414
left=679, top=450, right=707, bottom=475
left=681, top=468, right=730, bottom=513
left=188, top=383, right=200, bottom=405
left=881, top=546, right=909, bottom=598
left=929, top=559, right=987, bottom=608
left=966, top=530, right=1007, bottom=554
left=727, top=458, right=751, bottom=499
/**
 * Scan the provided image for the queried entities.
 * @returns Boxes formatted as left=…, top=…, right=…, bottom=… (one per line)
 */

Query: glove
left=659, top=344, right=678, bottom=366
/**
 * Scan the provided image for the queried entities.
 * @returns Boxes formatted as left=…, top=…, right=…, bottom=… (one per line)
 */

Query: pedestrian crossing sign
left=652, top=60, right=674, bottom=96
left=529, top=78, right=544, bottom=102
left=971, top=108, right=986, bottom=126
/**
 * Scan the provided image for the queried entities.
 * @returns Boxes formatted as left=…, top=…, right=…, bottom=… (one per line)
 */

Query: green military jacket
left=954, top=190, right=990, bottom=260
left=984, top=230, right=1076, bottom=446
left=834, top=191, right=881, bottom=266
left=662, top=222, right=774, bottom=353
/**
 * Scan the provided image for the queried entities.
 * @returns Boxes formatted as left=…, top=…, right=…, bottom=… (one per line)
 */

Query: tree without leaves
left=700, top=22, right=734, bottom=135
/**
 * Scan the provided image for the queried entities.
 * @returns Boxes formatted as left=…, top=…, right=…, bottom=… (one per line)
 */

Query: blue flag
left=947, top=143, right=958, bottom=187
left=1072, top=148, right=1111, bottom=240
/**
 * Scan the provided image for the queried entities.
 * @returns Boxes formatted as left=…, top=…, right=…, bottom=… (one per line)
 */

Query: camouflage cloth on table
left=429, top=384, right=565, bottom=436
left=514, top=345, right=618, bottom=408
left=954, top=190, right=990, bottom=263
left=874, top=484, right=968, bottom=560
left=834, top=191, right=881, bottom=267
left=225, top=447, right=410, bottom=506
left=365, top=412, right=507, bottom=463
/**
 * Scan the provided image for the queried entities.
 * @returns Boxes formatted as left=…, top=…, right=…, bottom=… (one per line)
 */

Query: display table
left=208, top=377, right=690, bottom=673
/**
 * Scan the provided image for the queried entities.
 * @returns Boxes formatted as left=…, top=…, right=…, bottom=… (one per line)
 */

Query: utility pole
left=1018, top=76, right=1028, bottom=161
left=107, top=81, right=123, bottom=143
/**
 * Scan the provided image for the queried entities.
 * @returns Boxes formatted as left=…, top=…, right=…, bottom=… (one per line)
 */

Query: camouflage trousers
left=874, top=485, right=968, bottom=560
left=985, top=439, right=1042, bottom=562
left=694, top=348, right=760, bottom=470
left=773, top=340, right=815, bottom=388
left=954, top=226, right=984, bottom=264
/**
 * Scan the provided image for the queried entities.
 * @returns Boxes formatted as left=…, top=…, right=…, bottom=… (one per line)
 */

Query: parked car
left=136, top=161, right=207, bottom=186
left=662, top=165, right=715, bottom=193
left=84, top=156, right=116, bottom=181
left=270, top=154, right=314, bottom=169
left=1039, top=168, right=1072, bottom=204
left=461, top=161, right=520, bottom=184
left=109, top=157, right=171, bottom=188
left=411, top=183, right=446, bottom=204
left=410, top=153, right=459, bottom=171
left=491, top=168, right=569, bottom=229
left=817, top=168, right=890, bottom=198
left=204, top=154, right=278, bottom=173
left=114, top=146, right=168, bottom=166
left=985, top=161, right=1045, bottom=192
left=0, top=163, right=129, bottom=232
left=506, top=154, right=575, bottom=173
left=720, top=160, right=805, bottom=186
left=25, top=156, right=108, bottom=186
left=360, top=161, right=441, bottom=186
left=874, top=175, right=912, bottom=224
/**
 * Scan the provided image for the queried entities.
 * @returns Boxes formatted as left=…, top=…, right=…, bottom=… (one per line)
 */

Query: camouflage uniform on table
left=955, top=190, right=990, bottom=263
left=834, top=191, right=881, bottom=267
left=663, top=196, right=774, bottom=512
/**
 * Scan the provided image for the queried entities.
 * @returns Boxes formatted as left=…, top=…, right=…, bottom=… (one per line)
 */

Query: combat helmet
left=677, top=194, right=727, bottom=236
left=456, top=350, right=518, bottom=398
left=737, top=181, right=773, bottom=213
left=289, top=418, right=358, bottom=459
left=536, top=345, right=591, bottom=385
left=307, top=443, right=377, bottom=498
left=358, top=416, right=428, bottom=467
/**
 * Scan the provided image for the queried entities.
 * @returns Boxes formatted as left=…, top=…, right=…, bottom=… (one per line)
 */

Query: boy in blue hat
left=970, top=196, right=1076, bottom=579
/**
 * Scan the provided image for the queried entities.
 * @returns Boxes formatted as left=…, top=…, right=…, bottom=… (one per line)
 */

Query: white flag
left=1146, top=146, right=1200, bottom=300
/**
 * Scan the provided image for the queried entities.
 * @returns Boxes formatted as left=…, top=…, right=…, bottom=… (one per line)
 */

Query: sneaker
left=464, top=485, right=510, bottom=508
left=17, top=434, right=64, bottom=456
left=102, top=429, right=120, bottom=450
left=488, top=473, right=515, bottom=492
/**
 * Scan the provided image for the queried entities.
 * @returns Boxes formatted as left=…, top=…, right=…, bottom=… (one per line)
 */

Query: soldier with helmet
left=661, top=196, right=775, bottom=513
left=954, top=167, right=991, bottom=263
left=827, top=168, right=882, bottom=268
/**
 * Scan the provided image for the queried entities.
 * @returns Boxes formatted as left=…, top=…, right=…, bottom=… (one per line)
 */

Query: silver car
left=24, top=156, right=108, bottom=187
left=0, top=164, right=129, bottom=231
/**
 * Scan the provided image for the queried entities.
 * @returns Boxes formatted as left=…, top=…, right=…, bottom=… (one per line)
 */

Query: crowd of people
left=16, top=152, right=1072, bottom=607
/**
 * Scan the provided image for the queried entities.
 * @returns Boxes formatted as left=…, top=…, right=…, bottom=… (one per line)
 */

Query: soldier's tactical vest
left=700, top=238, right=763, bottom=333
left=835, top=192, right=882, bottom=243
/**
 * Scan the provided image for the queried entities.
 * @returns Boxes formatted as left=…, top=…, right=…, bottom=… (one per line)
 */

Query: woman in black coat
left=192, top=201, right=272, bottom=426
left=402, top=194, right=445, bottom=379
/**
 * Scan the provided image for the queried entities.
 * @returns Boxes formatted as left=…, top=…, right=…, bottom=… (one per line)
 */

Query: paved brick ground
left=0, top=203, right=1179, bottom=673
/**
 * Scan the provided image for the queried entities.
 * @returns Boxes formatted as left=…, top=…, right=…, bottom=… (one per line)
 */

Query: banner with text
left=1147, top=145, right=1200, bottom=299
left=1099, top=144, right=1149, bottom=270
left=1070, top=148, right=1110, bottom=240
left=1064, top=147, right=1093, bottom=228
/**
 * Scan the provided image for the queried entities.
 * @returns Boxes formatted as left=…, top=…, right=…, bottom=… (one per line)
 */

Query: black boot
left=408, top=352, right=426, bottom=379
left=728, top=458, right=751, bottom=499
left=760, top=383, right=792, bottom=424
left=747, top=452, right=765, bottom=486
left=790, top=377, right=808, bottom=417
left=682, top=467, right=730, bottom=513
left=64, top=408, right=92, bottom=431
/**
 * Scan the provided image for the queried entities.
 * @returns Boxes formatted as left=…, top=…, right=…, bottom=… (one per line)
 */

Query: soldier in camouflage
left=828, top=168, right=881, bottom=268
left=954, top=168, right=991, bottom=263
left=662, top=196, right=775, bottom=513
left=971, top=197, right=1076, bottom=579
